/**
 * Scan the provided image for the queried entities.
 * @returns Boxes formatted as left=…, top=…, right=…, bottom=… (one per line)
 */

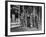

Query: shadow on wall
left=6, top=36, right=14, bottom=37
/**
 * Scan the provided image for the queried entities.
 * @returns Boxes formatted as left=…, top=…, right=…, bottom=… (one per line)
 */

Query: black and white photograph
left=5, top=1, right=45, bottom=36
left=10, top=5, right=42, bottom=32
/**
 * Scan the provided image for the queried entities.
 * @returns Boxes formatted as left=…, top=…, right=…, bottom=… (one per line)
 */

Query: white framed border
left=5, top=1, right=45, bottom=36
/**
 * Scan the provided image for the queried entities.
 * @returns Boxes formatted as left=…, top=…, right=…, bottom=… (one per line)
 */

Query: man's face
left=15, top=10, right=18, bottom=13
